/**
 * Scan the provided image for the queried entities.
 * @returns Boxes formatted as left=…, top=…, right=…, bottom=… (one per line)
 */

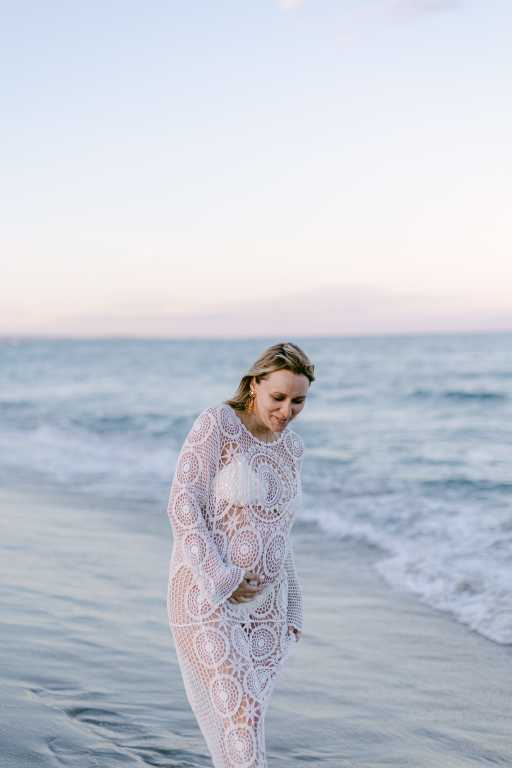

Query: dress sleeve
left=167, top=406, right=245, bottom=609
left=284, top=538, right=304, bottom=632
left=285, top=441, right=305, bottom=632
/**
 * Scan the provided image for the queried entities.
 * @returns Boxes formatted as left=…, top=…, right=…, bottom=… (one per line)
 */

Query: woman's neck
left=239, top=409, right=277, bottom=443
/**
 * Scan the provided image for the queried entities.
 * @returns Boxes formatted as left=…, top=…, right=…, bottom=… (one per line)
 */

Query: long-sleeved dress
left=166, top=402, right=304, bottom=768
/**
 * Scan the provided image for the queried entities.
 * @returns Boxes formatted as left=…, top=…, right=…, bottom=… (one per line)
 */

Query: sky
left=1, top=0, right=511, bottom=337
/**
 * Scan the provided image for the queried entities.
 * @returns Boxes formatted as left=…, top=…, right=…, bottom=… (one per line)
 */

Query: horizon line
left=1, top=328, right=512, bottom=342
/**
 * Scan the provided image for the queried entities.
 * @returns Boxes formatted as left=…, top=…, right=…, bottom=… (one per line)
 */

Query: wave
left=302, top=500, right=512, bottom=646
left=409, top=388, right=507, bottom=402
left=421, top=477, right=512, bottom=495
left=0, top=401, right=190, bottom=439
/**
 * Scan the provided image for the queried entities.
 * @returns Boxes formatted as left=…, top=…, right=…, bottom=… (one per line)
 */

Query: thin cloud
left=387, top=0, right=460, bottom=14
left=277, top=0, right=304, bottom=11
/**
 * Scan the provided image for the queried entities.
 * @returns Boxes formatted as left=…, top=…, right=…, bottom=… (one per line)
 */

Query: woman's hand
left=228, top=570, right=264, bottom=604
left=287, top=625, right=302, bottom=642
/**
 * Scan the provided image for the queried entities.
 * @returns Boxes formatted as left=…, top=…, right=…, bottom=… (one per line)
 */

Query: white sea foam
left=301, top=494, right=512, bottom=645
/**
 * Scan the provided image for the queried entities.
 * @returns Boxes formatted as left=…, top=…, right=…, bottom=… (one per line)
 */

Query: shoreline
left=271, top=522, right=512, bottom=766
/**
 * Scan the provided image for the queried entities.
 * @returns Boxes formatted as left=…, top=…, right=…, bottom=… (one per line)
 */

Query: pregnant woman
left=166, top=341, right=315, bottom=767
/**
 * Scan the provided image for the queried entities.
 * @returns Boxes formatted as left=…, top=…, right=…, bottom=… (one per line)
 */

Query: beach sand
left=1, top=487, right=510, bottom=767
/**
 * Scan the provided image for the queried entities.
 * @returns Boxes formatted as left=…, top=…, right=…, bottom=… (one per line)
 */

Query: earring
left=247, top=387, right=256, bottom=413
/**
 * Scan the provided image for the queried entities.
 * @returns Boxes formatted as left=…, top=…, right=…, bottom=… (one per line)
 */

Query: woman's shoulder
left=184, top=403, right=241, bottom=451
left=286, top=426, right=305, bottom=459
left=195, top=402, right=230, bottom=423
left=188, top=402, right=233, bottom=433
left=288, top=425, right=304, bottom=445
left=184, top=404, right=222, bottom=444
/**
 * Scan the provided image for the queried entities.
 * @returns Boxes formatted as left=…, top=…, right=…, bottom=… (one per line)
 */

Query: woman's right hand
left=228, top=570, right=264, bottom=604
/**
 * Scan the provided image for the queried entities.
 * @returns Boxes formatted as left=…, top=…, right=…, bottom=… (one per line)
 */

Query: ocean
left=2, top=334, right=511, bottom=644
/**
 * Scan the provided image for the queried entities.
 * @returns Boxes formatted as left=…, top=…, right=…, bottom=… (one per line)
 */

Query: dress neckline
left=224, top=403, right=287, bottom=447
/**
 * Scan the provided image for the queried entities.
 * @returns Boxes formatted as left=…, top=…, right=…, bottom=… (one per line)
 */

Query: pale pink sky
left=1, top=1, right=511, bottom=337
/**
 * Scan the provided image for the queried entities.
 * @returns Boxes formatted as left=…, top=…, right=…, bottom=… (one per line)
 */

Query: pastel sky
left=2, top=0, right=511, bottom=337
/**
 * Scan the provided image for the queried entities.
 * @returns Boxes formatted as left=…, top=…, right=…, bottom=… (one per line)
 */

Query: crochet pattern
left=167, top=402, right=304, bottom=767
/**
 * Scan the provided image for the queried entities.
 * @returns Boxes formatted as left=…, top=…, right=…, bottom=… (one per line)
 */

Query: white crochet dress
left=166, top=402, right=304, bottom=768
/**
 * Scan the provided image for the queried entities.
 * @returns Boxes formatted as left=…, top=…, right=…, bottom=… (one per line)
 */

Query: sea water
left=1, top=333, right=511, bottom=645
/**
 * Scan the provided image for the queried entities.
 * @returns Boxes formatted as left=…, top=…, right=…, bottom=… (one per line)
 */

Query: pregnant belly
left=228, top=527, right=288, bottom=586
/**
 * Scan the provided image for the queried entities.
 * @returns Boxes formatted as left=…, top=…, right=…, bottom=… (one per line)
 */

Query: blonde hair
left=224, top=341, right=315, bottom=412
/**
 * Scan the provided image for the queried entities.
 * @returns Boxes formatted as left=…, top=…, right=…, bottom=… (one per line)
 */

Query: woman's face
left=253, top=370, right=309, bottom=432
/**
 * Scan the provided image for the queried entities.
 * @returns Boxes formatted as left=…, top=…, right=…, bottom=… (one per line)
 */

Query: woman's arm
left=284, top=539, right=303, bottom=633
left=167, top=407, right=245, bottom=609
left=286, top=444, right=305, bottom=635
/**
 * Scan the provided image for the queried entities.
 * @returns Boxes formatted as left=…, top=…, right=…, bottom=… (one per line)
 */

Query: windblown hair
left=224, top=341, right=315, bottom=412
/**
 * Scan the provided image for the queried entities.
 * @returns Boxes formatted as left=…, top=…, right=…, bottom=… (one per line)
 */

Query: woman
left=166, top=341, right=315, bottom=767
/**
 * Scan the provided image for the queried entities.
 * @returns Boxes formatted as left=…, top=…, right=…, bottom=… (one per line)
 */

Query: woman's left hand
left=287, top=625, right=302, bottom=642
